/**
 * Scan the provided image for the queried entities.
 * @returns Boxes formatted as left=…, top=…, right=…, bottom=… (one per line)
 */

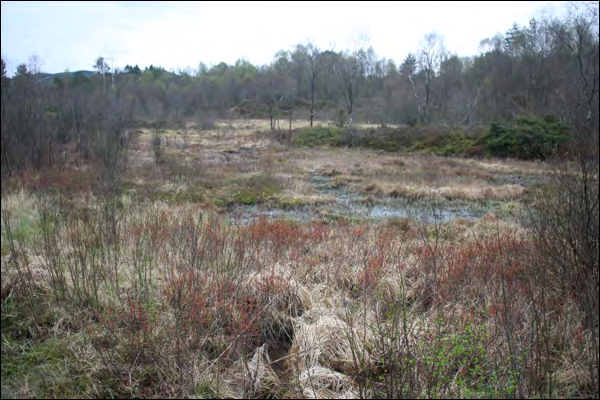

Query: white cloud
left=1, top=1, right=568, bottom=75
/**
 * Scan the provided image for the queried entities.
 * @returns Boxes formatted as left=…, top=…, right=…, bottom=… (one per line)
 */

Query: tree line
left=1, top=2, right=598, bottom=177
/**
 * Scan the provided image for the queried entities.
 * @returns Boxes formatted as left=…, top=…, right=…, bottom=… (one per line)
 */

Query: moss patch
left=1, top=332, right=89, bottom=398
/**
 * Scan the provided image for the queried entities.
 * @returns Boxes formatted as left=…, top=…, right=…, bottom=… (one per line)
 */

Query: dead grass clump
left=388, top=186, right=427, bottom=200
left=298, top=365, right=359, bottom=399
left=390, top=158, right=407, bottom=168
left=321, top=168, right=343, bottom=177
left=290, top=308, right=362, bottom=374
left=245, top=344, right=281, bottom=398
left=378, top=217, right=416, bottom=236
left=332, top=175, right=363, bottom=188
left=361, top=182, right=385, bottom=196
left=436, top=183, right=526, bottom=201
left=358, top=195, right=376, bottom=206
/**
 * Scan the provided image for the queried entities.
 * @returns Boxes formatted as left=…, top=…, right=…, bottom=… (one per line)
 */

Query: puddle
left=309, top=174, right=492, bottom=222
left=228, top=174, right=504, bottom=224
left=229, top=204, right=320, bottom=224
left=369, top=204, right=480, bottom=222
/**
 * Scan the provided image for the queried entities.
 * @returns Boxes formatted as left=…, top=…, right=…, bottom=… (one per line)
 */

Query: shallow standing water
left=229, top=174, right=508, bottom=224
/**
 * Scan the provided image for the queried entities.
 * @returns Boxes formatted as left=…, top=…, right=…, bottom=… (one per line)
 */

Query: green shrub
left=291, top=126, right=345, bottom=147
left=484, top=115, right=570, bottom=160
left=363, top=135, right=400, bottom=152
left=405, top=130, right=480, bottom=156
left=438, top=131, right=478, bottom=156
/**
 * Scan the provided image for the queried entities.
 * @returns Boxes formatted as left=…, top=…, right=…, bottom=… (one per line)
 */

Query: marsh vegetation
left=1, top=4, right=598, bottom=398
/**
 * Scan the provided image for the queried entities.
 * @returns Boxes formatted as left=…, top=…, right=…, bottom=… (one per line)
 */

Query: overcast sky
left=1, top=1, right=569, bottom=75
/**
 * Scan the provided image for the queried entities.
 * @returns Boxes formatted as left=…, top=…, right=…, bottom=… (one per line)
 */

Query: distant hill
left=36, top=70, right=96, bottom=84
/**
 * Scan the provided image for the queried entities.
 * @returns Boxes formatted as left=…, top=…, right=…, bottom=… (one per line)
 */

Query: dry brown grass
left=4, top=120, right=592, bottom=399
left=2, top=196, right=595, bottom=398
left=118, top=120, right=548, bottom=217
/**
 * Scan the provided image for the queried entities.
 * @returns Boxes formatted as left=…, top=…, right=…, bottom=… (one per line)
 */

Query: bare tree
left=418, top=32, right=446, bottom=123
left=529, top=5, right=599, bottom=397
left=295, top=42, right=321, bottom=127
left=94, top=56, right=110, bottom=92
left=27, top=54, right=43, bottom=75
left=548, top=1, right=599, bottom=146
left=259, top=62, right=296, bottom=136
left=335, top=49, right=366, bottom=129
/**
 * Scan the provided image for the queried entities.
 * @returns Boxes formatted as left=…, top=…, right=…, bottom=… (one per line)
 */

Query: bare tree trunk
left=310, top=73, right=316, bottom=127
left=288, top=109, right=293, bottom=143
left=268, top=104, right=275, bottom=130
left=276, top=99, right=281, bottom=131
left=461, top=87, right=480, bottom=125
left=422, top=71, right=432, bottom=124
left=2, top=144, right=12, bottom=178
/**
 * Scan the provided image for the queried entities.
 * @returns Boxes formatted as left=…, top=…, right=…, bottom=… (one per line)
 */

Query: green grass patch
left=228, top=172, right=282, bottom=205
left=1, top=332, right=105, bottom=399
left=1, top=243, right=8, bottom=257
left=276, top=197, right=310, bottom=210
left=2, top=209, right=42, bottom=246
left=1, top=292, right=94, bottom=398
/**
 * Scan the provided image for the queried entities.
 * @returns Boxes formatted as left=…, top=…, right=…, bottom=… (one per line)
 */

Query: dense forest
left=2, top=3, right=598, bottom=179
